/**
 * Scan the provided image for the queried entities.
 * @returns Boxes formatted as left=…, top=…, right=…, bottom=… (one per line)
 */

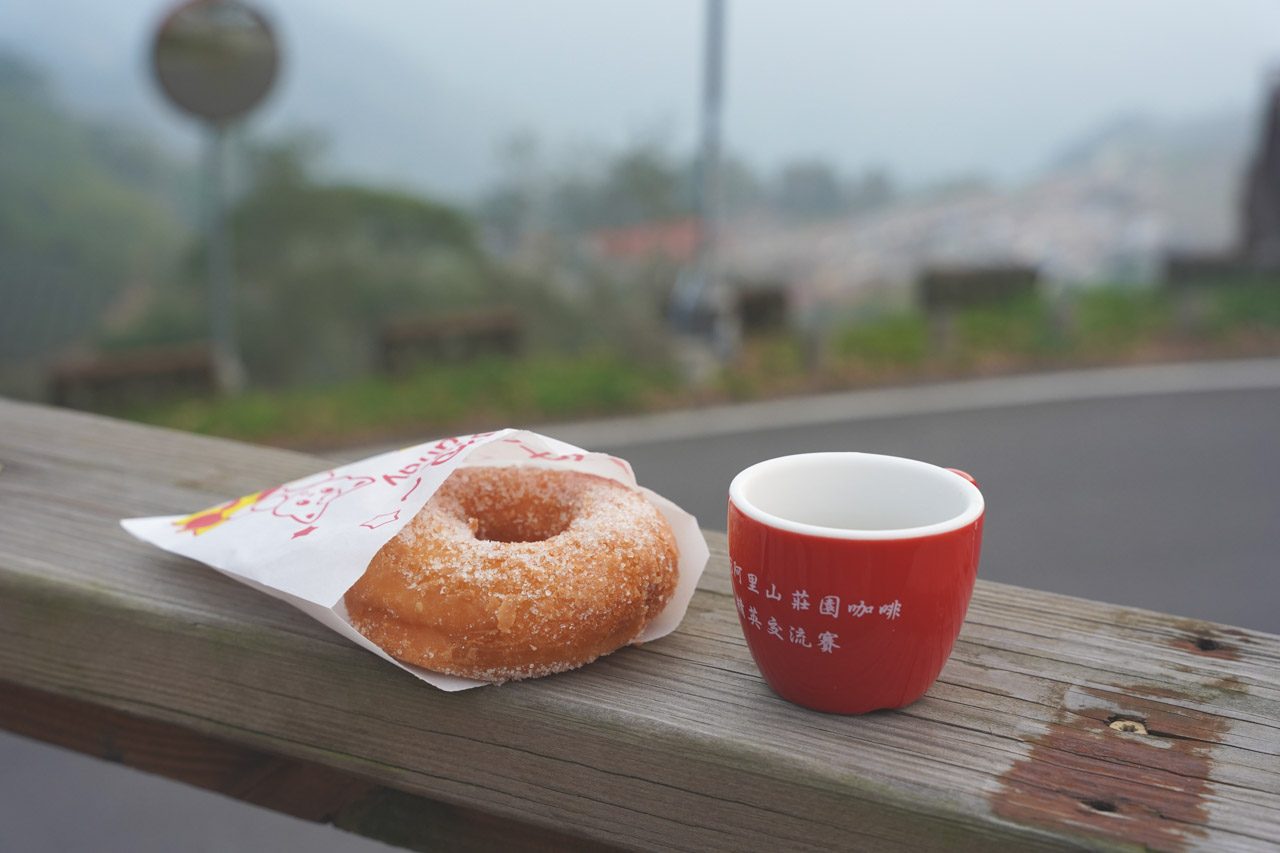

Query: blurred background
left=3, top=3, right=1280, bottom=851
left=3, top=0, right=1280, bottom=447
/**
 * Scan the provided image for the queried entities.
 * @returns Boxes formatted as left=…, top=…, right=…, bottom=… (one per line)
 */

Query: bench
left=379, top=307, right=523, bottom=376
left=917, top=264, right=1040, bottom=313
left=916, top=265, right=1042, bottom=352
left=736, top=283, right=790, bottom=336
left=1162, top=251, right=1263, bottom=288
left=666, top=280, right=789, bottom=340
left=1159, top=253, right=1280, bottom=334
left=1, top=397, right=1277, bottom=851
left=48, top=344, right=216, bottom=409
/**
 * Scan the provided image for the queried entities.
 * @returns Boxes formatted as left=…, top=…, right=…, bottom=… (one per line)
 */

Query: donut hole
left=471, top=510, right=572, bottom=543
left=453, top=485, right=577, bottom=543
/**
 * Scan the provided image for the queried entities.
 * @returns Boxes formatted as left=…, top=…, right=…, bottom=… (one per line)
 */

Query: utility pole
left=699, top=0, right=739, bottom=363
left=203, top=125, right=245, bottom=394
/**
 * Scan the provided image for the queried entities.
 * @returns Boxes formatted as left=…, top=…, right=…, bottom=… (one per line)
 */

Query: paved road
left=5, top=360, right=1279, bottom=852
left=598, top=386, right=1280, bottom=635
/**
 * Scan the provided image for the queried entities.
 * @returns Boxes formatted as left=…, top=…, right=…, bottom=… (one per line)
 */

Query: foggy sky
left=311, top=0, right=1280, bottom=183
left=5, top=0, right=1279, bottom=190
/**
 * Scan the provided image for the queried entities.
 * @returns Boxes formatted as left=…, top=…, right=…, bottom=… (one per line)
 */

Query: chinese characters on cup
left=733, top=560, right=902, bottom=655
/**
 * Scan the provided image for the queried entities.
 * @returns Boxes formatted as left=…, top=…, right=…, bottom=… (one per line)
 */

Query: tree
left=846, top=169, right=896, bottom=214
left=771, top=159, right=847, bottom=220
left=0, top=50, right=186, bottom=389
left=480, top=138, right=698, bottom=242
left=113, top=136, right=496, bottom=385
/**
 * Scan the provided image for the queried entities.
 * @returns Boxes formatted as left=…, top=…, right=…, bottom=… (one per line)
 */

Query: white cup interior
left=729, top=452, right=984, bottom=540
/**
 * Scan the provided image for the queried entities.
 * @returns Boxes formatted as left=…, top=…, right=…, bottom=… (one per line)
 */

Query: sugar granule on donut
left=343, top=465, right=680, bottom=683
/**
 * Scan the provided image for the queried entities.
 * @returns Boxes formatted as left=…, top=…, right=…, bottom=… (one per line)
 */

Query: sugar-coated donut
left=344, top=465, right=680, bottom=682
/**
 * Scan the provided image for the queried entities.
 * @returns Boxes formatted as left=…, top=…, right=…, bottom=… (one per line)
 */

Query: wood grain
left=1, top=398, right=1277, bottom=852
left=0, top=680, right=616, bottom=853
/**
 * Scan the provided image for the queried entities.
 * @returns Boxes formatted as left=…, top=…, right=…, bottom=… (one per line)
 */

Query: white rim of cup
left=729, top=452, right=985, bottom=541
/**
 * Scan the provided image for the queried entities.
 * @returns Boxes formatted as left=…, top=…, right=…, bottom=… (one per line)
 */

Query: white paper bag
left=122, top=428, right=710, bottom=690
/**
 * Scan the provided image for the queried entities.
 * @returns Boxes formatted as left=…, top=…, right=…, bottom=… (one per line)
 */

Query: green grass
left=718, top=334, right=810, bottom=399
left=112, top=280, right=1280, bottom=446
left=833, top=312, right=929, bottom=367
left=953, top=293, right=1060, bottom=359
left=1071, top=286, right=1173, bottom=354
left=831, top=281, right=1280, bottom=375
left=1206, top=281, right=1280, bottom=332
left=117, top=352, right=677, bottom=445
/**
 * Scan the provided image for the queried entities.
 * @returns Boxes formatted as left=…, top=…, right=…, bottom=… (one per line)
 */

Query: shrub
left=833, top=312, right=929, bottom=368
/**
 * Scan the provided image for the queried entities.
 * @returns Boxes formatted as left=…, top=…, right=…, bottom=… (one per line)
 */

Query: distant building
left=587, top=218, right=703, bottom=265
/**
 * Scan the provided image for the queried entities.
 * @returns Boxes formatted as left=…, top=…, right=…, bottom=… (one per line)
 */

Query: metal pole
left=206, top=124, right=246, bottom=394
left=700, top=0, right=738, bottom=362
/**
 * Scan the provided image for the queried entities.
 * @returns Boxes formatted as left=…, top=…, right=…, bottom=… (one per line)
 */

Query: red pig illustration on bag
left=253, top=472, right=376, bottom=525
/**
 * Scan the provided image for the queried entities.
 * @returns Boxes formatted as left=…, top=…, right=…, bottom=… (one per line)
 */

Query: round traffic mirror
left=152, top=0, right=279, bottom=125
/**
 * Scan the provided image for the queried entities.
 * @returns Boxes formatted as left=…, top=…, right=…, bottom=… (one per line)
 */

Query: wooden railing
left=1, top=398, right=1276, bottom=851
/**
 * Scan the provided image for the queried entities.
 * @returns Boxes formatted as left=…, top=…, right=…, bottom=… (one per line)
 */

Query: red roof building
left=588, top=218, right=704, bottom=264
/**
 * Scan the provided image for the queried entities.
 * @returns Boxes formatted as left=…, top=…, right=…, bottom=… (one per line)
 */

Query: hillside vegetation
left=0, top=52, right=188, bottom=392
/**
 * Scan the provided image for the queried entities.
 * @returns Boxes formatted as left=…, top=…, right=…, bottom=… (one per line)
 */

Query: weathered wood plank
left=1, top=398, right=1278, bottom=852
left=0, top=680, right=617, bottom=852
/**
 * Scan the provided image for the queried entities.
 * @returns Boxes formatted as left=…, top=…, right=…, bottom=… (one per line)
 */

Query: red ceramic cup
left=728, top=452, right=984, bottom=714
